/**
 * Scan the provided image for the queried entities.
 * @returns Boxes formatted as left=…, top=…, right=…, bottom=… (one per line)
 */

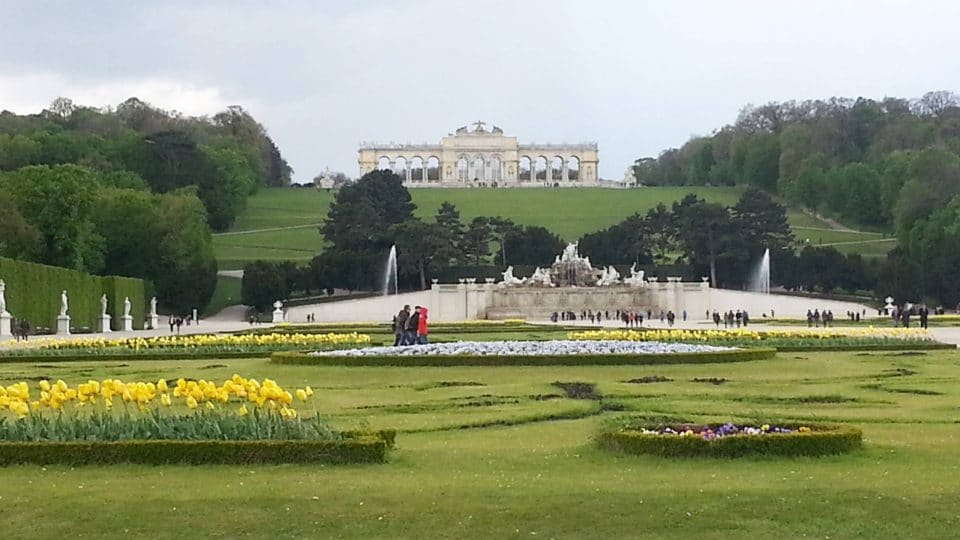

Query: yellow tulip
left=186, top=396, right=198, bottom=409
left=238, top=404, right=249, bottom=416
left=296, top=389, right=308, bottom=402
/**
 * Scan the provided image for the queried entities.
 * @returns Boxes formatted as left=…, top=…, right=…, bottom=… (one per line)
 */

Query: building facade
left=358, top=121, right=599, bottom=187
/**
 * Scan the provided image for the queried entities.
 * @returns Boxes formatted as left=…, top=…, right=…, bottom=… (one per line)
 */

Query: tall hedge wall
left=0, top=257, right=145, bottom=332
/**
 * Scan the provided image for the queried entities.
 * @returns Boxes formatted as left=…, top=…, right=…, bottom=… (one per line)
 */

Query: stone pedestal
left=57, top=315, right=71, bottom=336
left=0, top=312, right=10, bottom=337
left=121, top=315, right=133, bottom=332
left=272, top=309, right=284, bottom=323
left=99, top=314, right=112, bottom=333
left=148, top=314, right=159, bottom=330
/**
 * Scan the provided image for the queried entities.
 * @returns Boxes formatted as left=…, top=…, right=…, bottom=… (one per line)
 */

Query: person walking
left=394, top=305, right=410, bottom=346
left=405, top=306, right=420, bottom=346
left=417, top=306, right=429, bottom=344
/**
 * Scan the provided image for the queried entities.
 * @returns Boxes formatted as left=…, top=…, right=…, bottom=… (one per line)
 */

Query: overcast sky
left=2, top=0, right=960, bottom=182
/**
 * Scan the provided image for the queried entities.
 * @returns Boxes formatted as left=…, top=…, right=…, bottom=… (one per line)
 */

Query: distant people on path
left=405, top=306, right=420, bottom=346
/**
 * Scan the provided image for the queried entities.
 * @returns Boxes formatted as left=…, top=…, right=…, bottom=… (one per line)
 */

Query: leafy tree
left=321, top=169, right=415, bottom=253
left=1, top=164, right=104, bottom=272
left=672, top=195, right=739, bottom=286
left=153, top=190, right=218, bottom=313
left=499, top=226, right=566, bottom=266
left=0, top=191, right=40, bottom=259
left=92, top=188, right=161, bottom=279
left=434, top=201, right=465, bottom=265
left=392, top=219, right=450, bottom=289
left=461, top=217, right=493, bottom=265
left=731, top=187, right=794, bottom=253
left=241, top=261, right=288, bottom=313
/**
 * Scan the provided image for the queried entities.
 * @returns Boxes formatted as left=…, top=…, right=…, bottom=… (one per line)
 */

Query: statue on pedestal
left=100, top=294, right=108, bottom=316
left=0, top=279, right=6, bottom=315
left=150, top=297, right=158, bottom=317
left=60, top=290, right=69, bottom=317
left=123, top=297, right=132, bottom=317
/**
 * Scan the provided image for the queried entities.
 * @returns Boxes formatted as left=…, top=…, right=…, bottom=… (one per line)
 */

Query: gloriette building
left=358, top=121, right=599, bottom=187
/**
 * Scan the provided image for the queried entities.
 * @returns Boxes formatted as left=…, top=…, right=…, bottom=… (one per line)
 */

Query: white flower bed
left=310, top=340, right=735, bottom=357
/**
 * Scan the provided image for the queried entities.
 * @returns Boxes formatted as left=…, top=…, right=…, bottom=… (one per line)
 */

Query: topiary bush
left=596, top=421, right=862, bottom=458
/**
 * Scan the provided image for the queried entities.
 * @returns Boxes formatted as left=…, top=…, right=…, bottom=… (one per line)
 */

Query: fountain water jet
left=747, top=248, right=770, bottom=295
left=382, top=245, right=398, bottom=296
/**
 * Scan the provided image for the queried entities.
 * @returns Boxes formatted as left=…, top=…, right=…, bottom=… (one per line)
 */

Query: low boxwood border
left=774, top=342, right=955, bottom=352
left=596, top=422, right=862, bottom=458
left=0, top=431, right=396, bottom=465
left=270, top=348, right=776, bottom=367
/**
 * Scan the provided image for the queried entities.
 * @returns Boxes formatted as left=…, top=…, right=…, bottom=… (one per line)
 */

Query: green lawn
left=0, top=350, right=958, bottom=538
left=214, top=187, right=895, bottom=269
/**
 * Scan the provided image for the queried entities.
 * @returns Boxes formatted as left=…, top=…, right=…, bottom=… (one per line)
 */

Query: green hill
left=213, top=187, right=892, bottom=269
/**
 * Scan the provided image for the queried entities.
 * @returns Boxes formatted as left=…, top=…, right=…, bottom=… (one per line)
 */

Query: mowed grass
left=214, top=187, right=894, bottom=268
left=0, top=350, right=958, bottom=538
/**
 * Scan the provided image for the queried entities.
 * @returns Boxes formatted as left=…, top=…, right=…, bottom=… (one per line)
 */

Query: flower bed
left=0, top=332, right=371, bottom=358
left=597, top=420, right=862, bottom=458
left=570, top=328, right=945, bottom=349
left=274, top=343, right=775, bottom=367
left=0, top=375, right=394, bottom=465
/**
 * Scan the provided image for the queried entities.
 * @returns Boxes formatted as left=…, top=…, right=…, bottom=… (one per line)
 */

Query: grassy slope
left=0, top=350, right=957, bottom=538
left=214, top=187, right=889, bottom=269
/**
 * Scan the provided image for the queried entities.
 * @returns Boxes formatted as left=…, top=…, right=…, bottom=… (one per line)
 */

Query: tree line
left=0, top=97, right=293, bottom=311
left=633, top=91, right=960, bottom=305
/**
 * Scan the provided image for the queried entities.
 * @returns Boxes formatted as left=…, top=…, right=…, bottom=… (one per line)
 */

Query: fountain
left=382, top=245, right=398, bottom=295
left=747, top=248, right=770, bottom=295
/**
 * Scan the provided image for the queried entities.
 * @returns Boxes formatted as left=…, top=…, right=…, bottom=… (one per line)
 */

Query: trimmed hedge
left=0, top=351, right=277, bottom=364
left=774, top=343, right=955, bottom=352
left=270, top=348, right=776, bottom=367
left=0, top=437, right=388, bottom=465
left=0, top=256, right=146, bottom=331
left=596, top=422, right=862, bottom=458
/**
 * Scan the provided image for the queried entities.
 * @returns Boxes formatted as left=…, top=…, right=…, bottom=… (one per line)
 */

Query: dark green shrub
left=0, top=438, right=388, bottom=465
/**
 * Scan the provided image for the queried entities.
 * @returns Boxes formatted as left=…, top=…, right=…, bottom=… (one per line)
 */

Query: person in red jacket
left=417, top=306, right=429, bottom=345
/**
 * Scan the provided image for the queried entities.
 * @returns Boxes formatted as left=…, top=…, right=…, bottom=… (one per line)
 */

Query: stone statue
left=455, top=126, right=468, bottom=135
left=624, top=263, right=646, bottom=287
left=100, top=294, right=108, bottom=316
left=562, top=242, right=579, bottom=262
left=273, top=300, right=283, bottom=310
left=597, top=266, right=621, bottom=286
left=0, top=279, right=6, bottom=314
left=60, top=290, right=69, bottom=317
left=500, top=266, right=525, bottom=286
left=123, top=297, right=131, bottom=317
left=492, top=125, right=503, bottom=134
left=528, top=267, right=554, bottom=287
left=150, top=297, right=158, bottom=317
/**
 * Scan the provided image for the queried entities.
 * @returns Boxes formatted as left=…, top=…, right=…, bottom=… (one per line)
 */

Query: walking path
left=213, top=223, right=322, bottom=237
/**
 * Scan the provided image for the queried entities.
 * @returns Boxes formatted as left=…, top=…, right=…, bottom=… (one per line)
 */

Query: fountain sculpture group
left=499, top=243, right=646, bottom=288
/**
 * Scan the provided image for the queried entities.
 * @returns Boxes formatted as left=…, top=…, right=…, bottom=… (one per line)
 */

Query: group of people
left=889, top=305, right=930, bottom=328
left=711, top=310, right=751, bottom=328
left=549, top=308, right=689, bottom=327
left=168, top=314, right=198, bottom=334
left=392, top=305, right=429, bottom=346
left=805, top=309, right=836, bottom=328
left=9, top=318, right=31, bottom=341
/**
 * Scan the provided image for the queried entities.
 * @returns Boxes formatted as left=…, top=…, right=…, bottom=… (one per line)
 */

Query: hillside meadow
left=214, top=187, right=889, bottom=269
